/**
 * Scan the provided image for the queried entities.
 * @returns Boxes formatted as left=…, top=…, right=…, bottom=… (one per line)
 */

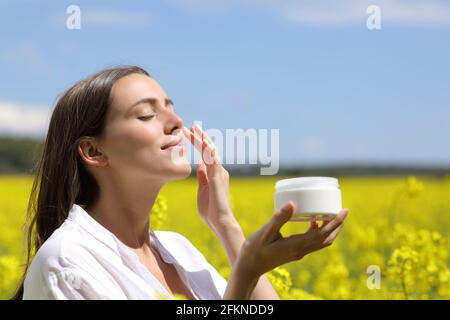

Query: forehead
left=109, top=73, right=167, bottom=113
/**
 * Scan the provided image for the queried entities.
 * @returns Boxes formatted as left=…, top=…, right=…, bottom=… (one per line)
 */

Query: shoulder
left=27, top=220, right=93, bottom=272
left=24, top=221, right=100, bottom=292
left=23, top=220, right=116, bottom=299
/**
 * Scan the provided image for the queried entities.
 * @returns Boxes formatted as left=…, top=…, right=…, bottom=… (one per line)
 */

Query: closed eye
left=138, top=115, right=155, bottom=121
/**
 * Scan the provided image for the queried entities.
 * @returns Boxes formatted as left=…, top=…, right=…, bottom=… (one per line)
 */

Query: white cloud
left=0, top=101, right=51, bottom=137
left=382, top=0, right=450, bottom=26
left=50, top=7, right=152, bottom=27
left=171, top=0, right=450, bottom=26
left=169, top=0, right=231, bottom=13
left=83, top=8, right=152, bottom=27
left=278, top=0, right=365, bottom=26
left=278, top=0, right=450, bottom=26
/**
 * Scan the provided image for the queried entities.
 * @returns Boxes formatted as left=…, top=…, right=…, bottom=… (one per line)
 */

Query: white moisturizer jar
left=274, top=177, right=342, bottom=221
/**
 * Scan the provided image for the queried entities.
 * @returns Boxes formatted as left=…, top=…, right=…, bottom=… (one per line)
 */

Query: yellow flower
left=0, top=255, right=21, bottom=297
left=267, top=267, right=292, bottom=298
left=405, top=176, right=424, bottom=198
left=150, top=194, right=168, bottom=230
left=173, top=293, right=188, bottom=300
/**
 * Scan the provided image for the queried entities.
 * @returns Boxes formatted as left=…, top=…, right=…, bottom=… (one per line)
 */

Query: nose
left=163, top=108, right=184, bottom=135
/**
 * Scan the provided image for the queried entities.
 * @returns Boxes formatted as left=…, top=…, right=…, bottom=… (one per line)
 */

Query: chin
left=169, top=161, right=192, bottom=180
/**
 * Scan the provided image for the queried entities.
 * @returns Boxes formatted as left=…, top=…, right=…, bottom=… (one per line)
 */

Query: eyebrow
left=127, top=97, right=174, bottom=113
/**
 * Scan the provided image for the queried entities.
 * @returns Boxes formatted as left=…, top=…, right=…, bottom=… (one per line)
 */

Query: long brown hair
left=12, top=66, right=150, bottom=299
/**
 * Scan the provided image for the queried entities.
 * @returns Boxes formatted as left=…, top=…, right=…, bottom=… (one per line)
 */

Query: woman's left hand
left=182, top=125, right=237, bottom=232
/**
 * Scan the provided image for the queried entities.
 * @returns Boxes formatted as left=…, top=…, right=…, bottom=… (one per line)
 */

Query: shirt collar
left=67, top=203, right=120, bottom=253
left=68, top=204, right=206, bottom=273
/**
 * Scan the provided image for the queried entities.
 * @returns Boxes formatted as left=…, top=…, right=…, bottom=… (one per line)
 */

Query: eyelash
left=138, top=115, right=155, bottom=121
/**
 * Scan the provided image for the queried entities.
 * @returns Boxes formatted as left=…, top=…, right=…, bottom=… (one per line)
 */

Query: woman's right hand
left=236, top=201, right=349, bottom=282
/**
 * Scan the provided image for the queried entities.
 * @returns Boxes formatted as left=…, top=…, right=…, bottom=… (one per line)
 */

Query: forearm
left=223, top=259, right=258, bottom=300
left=212, top=217, right=281, bottom=300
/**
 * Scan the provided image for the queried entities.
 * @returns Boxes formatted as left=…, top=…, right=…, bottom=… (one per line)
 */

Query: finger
left=192, top=124, right=212, bottom=149
left=323, top=223, right=345, bottom=247
left=319, top=208, right=349, bottom=236
left=198, top=136, right=220, bottom=166
left=193, top=124, right=214, bottom=146
left=204, top=134, right=214, bottom=146
left=184, top=126, right=200, bottom=148
left=193, top=125, right=219, bottom=155
left=186, top=125, right=221, bottom=167
left=261, top=202, right=295, bottom=242
left=190, top=126, right=213, bottom=152
left=202, top=140, right=217, bottom=166
left=182, top=126, right=192, bottom=142
left=320, top=217, right=332, bottom=228
left=187, top=126, right=214, bottom=161
left=192, top=123, right=203, bottom=135
left=308, top=216, right=319, bottom=231
left=196, top=159, right=208, bottom=186
left=193, top=125, right=221, bottom=164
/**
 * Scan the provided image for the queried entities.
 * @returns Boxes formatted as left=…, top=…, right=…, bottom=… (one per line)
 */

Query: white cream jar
left=274, top=177, right=342, bottom=221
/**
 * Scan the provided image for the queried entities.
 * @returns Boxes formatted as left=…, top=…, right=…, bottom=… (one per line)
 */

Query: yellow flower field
left=0, top=175, right=449, bottom=299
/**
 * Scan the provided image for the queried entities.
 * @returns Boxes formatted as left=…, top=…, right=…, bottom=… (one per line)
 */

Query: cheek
left=104, top=122, right=161, bottom=163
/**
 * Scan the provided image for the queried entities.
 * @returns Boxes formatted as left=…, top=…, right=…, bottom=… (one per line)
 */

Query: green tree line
left=0, top=136, right=448, bottom=176
left=0, top=137, right=43, bottom=174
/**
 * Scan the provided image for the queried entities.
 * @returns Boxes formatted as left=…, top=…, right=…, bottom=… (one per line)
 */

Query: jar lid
left=275, top=176, right=339, bottom=190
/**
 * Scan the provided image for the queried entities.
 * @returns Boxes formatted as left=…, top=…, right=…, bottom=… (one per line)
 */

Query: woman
left=13, top=66, right=349, bottom=300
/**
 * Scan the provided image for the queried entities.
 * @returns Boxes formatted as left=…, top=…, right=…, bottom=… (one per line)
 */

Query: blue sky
left=0, top=0, right=449, bottom=167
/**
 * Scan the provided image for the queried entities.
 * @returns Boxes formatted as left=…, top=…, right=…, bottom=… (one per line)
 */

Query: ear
left=77, top=137, right=108, bottom=167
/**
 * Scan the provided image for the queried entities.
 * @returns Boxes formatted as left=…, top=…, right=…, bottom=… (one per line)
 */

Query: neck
left=87, top=173, right=165, bottom=249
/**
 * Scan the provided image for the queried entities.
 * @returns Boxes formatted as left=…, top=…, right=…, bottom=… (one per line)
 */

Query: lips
left=161, top=136, right=183, bottom=150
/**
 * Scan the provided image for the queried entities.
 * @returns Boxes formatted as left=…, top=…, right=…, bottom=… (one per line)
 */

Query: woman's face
left=98, top=73, right=191, bottom=182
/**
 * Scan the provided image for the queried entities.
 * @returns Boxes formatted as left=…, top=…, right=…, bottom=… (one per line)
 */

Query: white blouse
left=23, top=204, right=228, bottom=300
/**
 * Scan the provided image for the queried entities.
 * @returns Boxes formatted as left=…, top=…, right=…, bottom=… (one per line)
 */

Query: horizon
left=1, top=0, right=449, bottom=168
